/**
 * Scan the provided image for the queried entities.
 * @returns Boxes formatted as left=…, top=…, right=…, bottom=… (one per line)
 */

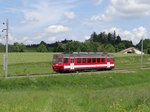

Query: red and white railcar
left=52, top=52, right=115, bottom=72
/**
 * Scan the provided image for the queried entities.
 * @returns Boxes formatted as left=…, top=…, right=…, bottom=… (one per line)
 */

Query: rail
left=1, top=66, right=150, bottom=79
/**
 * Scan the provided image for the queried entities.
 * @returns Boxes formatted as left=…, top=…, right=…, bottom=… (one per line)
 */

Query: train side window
left=92, top=58, right=96, bottom=63
left=107, top=58, right=110, bottom=62
left=102, top=58, right=105, bottom=62
left=88, top=58, right=91, bottom=63
left=83, top=58, right=86, bottom=63
left=97, top=58, right=100, bottom=63
left=77, top=58, right=81, bottom=63
left=58, top=58, right=63, bottom=63
left=64, top=58, right=68, bottom=63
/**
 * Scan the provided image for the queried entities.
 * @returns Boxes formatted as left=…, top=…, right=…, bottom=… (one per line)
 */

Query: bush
left=105, top=44, right=115, bottom=52
left=147, top=48, right=150, bottom=54
left=37, top=43, right=48, bottom=52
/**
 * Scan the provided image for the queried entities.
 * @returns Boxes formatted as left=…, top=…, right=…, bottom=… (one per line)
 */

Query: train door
left=107, top=58, right=111, bottom=68
left=70, top=57, right=74, bottom=70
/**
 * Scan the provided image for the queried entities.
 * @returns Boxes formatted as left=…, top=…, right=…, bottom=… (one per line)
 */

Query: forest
left=0, top=31, right=150, bottom=53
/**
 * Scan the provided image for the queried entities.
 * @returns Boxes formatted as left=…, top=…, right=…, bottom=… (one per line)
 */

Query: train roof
left=53, top=52, right=114, bottom=58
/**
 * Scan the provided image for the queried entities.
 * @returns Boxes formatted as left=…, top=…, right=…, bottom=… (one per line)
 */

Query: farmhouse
left=120, top=47, right=144, bottom=54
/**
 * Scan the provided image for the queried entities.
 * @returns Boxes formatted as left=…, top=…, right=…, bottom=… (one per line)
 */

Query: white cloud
left=7, top=33, right=34, bottom=44
left=64, top=11, right=76, bottom=19
left=24, top=40, right=34, bottom=44
left=48, top=36, right=57, bottom=43
left=0, top=33, right=20, bottom=44
left=110, top=0, right=150, bottom=17
left=91, top=0, right=150, bottom=21
left=22, top=2, right=62, bottom=24
left=8, top=33, right=18, bottom=44
left=20, top=37, right=34, bottom=44
left=84, top=35, right=90, bottom=40
left=8, top=34, right=32, bottom=44
left=2, top=7, right=18, bottom=13
left=104, top=26, right=148, bottom=45
left=16, top=1, right=73, bottom=32
left=0, top=35, right=5, bottom=43
left=46, top=25, right=70, bottom=33
left=91, top=14, right=111, bottom=21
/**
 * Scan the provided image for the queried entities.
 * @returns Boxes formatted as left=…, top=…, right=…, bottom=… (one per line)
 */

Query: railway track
left=2, top=67, right=150, bottom=79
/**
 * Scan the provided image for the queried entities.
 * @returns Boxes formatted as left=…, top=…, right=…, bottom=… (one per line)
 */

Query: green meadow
left=0, top=53, right=150, bottom=76
left=0, top=69, right=150, bottom=112
left=0, top=53, right=54, bottom=76
left=0, top=53, right=150, bottom=111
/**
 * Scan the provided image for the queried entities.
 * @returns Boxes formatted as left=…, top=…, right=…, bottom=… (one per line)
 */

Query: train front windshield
left=53, top=58, right=63, bottom=64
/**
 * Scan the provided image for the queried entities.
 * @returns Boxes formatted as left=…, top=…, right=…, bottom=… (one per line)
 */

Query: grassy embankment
left=0, top=69, right=149, bottom=112
left=0, top=53, right=150, bottom=76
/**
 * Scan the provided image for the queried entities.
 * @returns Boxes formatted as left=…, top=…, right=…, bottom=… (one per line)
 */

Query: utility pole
left=141, top=36, right=143, bottom=69
left=2, top=19, right=9, bottom=78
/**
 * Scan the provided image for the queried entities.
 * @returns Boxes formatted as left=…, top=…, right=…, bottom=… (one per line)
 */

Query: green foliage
left=13, top=42, right=26, bottom=52
left=143, top=39, right=150, bottom=49
left=0, top=31, right=138, bottom=53
left=116, top=35, right=121, bottom=43
left=147, top=48, right=150, bottom=54
left=0, top=43, right=5, bottom=52
left=0, top=43, right=26, bottom=52
left=117, top=42, right=126, bottom=51
left=2, top=32, right=150, bottom=53
left=105, top=44, right=115, bottom=52
left=37, top=41, right=48, bottom=52
left=55, top=42, right=65, bottom=52
left=83, top=42, right=101, bottom=52
left=87, top=31, right=134, bottom=53
left=120, top=40, right=133, bottom=48
left=90, top=32, right=98, bottom=42
left=54, top=41, right=103, bottom=52
left=89, top=31, right=122, bottom=46
left=136, top=39, right=150, bottom=54
left=65, top=41, right=81, bottom=52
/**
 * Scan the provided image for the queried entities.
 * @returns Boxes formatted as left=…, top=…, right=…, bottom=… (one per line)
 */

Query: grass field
left=0, top=52, right=150, bottom=76
left=0, top=53, right=55, bottom=76
left=0, top=69, right=150, bottom=112
left=0, top=53, right=150, bottom=111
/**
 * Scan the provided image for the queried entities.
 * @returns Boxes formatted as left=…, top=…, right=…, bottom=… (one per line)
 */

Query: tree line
left=0, top=31, right=150, bottom=53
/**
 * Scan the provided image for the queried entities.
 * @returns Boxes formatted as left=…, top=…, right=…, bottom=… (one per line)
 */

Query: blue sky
left=0, top=0, right=150, bottom=45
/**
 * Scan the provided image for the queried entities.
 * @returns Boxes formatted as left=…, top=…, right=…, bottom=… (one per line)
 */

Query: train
left=52, top=52, right=115, bottom=73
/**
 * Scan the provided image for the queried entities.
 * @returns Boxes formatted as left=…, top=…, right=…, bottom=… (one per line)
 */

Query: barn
left=120, top=47, right=144, bottom=54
